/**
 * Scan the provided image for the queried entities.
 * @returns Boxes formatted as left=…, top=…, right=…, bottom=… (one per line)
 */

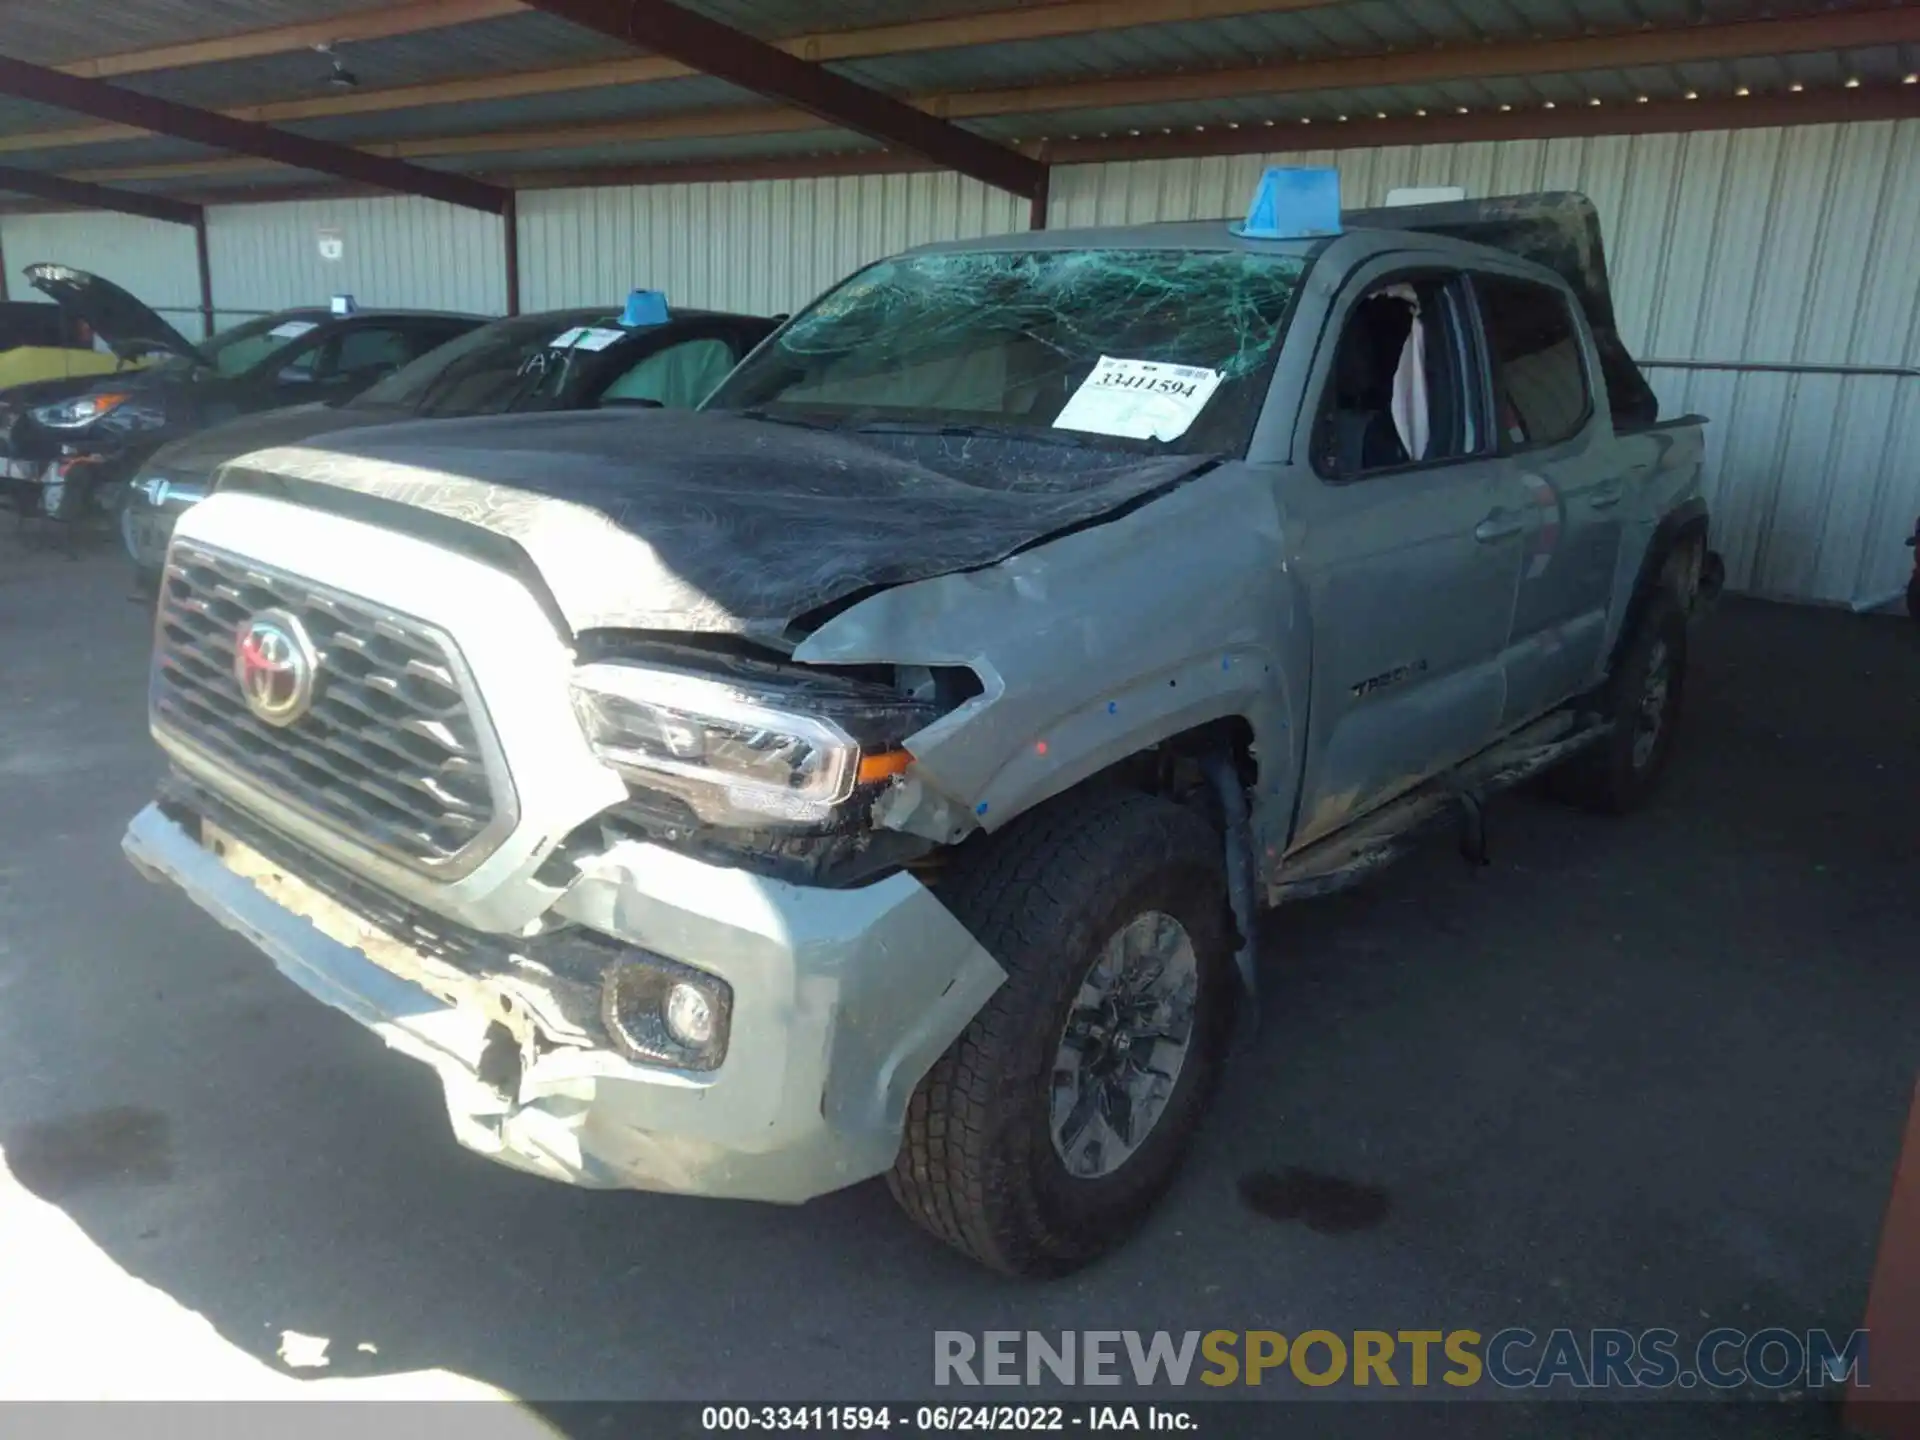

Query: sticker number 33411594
left=1052, top=355, right=1225, bottom=443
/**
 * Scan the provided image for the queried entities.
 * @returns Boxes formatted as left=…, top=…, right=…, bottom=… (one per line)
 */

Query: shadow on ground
left=1, top=536, right=1914, bottom=1433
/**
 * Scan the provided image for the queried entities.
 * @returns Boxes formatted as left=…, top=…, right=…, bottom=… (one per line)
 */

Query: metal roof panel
left=0, top=0, right=380, bottom=68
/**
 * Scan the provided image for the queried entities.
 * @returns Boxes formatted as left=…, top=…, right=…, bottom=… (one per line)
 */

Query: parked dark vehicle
left=0, top=299, right=78, bottom=351
left=0, top=263, right=480, bottom=527
left=121, top=300, right=775, bottom=586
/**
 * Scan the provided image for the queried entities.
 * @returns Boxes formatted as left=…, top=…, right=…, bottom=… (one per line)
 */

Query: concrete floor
left=1, top=528, right=1916, bottom=1429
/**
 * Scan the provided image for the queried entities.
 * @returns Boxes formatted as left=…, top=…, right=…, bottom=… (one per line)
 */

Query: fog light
left=601, top=950, right=732, bottom=1071
left=664, top=982, right=715, bottom=1048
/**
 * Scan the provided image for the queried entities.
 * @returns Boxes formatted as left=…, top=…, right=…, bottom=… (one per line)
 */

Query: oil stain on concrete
left=1237, top=1167, right=1390, bottom=1234
left=5, top=1106, right=173, bottom=1199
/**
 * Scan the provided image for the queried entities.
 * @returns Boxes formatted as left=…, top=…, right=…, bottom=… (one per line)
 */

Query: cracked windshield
left=707, top=248, right=1307, bottom=452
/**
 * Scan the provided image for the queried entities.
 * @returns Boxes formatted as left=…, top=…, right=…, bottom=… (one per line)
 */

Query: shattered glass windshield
left=705, top=248, right=1308, bottom=454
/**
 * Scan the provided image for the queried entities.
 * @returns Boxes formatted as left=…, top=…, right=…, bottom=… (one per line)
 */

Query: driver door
left=1282, top=263, right=1528, bottom=848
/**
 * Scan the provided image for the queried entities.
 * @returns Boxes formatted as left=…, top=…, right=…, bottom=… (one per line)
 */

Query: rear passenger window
left=1475, top=276, right=1589, bottom=448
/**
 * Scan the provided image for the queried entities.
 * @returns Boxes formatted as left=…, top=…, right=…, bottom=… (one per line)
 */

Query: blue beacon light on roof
left=622, top=289, right=670, bottom=327
left=1233, top=166, right=1343, bottom=241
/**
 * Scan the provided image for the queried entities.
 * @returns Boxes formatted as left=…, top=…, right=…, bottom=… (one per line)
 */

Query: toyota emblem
left=233, top=610, right=318, bottom=727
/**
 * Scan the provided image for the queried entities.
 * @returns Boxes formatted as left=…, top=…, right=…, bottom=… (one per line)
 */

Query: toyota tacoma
left=124, top=190, right=1720, bottom=1276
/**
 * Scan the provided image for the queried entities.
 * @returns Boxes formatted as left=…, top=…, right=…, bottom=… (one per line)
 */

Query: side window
left=326, top=326, right=414, bottom=379
left=1313, top=275, right=1481, bottom=479
left=600, top=335, right=738, bottom=409
left=274, top=339, right=322, bottom=381
left=1474, top=275, right=1589, bottom=448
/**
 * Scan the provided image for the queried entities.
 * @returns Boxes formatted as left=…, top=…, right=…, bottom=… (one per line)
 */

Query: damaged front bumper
left=123, top=797, right=1004, bottom=1204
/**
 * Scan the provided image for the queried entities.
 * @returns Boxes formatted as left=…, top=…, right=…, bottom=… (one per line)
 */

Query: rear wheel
left=888, top=788, right=1235, bottom=1276
left=1550, top=592, right=1688, bottom=814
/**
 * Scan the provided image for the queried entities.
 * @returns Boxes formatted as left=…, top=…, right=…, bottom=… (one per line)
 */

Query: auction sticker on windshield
left=549, top=326, right=625, bottom=352
left=1053, top=356, right=1224, bottom=442
left=269, top=320, right=319, bottom=340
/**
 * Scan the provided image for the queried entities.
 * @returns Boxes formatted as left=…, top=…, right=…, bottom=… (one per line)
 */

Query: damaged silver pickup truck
left=124, top=192, right=1721, bottom=1276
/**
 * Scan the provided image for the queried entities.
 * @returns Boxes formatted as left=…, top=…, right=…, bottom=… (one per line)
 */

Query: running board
left=1268, top=711, right=1612, bottom=905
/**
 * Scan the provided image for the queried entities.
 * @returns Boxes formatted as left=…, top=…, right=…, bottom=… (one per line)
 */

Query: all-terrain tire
left=887, top=787, right=1236, bottom=1277
left=1549, top=591, right=1689, bottom=814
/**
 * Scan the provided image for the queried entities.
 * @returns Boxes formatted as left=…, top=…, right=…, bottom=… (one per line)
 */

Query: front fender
left=794, top=466, right=1301, bottom=846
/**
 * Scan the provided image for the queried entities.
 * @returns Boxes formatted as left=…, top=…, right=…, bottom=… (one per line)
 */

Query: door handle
left=1474, top=510, right=1525, bottom=543
left=1587, top=482, right=1625, bottom=509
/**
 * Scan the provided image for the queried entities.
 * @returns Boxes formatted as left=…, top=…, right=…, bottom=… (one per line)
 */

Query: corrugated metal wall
left=0, top=211, right=204, bottom=334
left=205, top=195, right=508, bottom=324
left=1049, top=120, right=1920, bottom=609
left=515, top=170, right=1029, bottom=316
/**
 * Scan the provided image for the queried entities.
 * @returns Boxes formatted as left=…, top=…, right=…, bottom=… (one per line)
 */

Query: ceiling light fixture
left=312, top=41, right=358, bottom=90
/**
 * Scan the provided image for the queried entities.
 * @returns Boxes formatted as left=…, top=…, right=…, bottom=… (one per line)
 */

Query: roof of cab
left=908, top=218, right=1328, bottom=258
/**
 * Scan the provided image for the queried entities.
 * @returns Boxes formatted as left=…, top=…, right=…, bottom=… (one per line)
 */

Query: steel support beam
left=0, top=55, right=507, bottom=214
left=193, top=212, right=215, bottom=338
left=1039, top=85, right=1920, bottom=164
left=519, top=0, right=1046, bottom=199
left=503, top=192, right=520, bottom=316
left=0, top=161, right=201, bottom=225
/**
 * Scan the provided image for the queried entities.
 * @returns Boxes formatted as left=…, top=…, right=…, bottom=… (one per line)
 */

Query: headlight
left=31, top=392, right=133, bottom=428
left=570, top=661, right=932, bottom=827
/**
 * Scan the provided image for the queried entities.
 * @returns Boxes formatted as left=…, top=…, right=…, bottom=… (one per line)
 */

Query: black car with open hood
left=0, top=263, right=482, bottom=523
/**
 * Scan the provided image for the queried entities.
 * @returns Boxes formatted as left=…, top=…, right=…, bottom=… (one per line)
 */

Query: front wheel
left=888, top=788, right=1236, bottom=1276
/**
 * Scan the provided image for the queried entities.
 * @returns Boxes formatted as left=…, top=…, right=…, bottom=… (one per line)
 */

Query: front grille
left=153, top=540, right=513, bottom=875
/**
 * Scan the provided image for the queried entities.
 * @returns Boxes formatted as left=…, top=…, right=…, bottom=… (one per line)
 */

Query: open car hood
left=24, top=262, right=201, bottom=365
left=1349, top=191, right=1660, bottom=428
left=218, top=409, right=1214, bottom=639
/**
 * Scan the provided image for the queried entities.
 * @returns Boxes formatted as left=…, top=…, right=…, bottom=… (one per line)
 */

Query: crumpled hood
left=219, top=408, right=1213, bottom=638
left=143, top=400, right=404, bottom=482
